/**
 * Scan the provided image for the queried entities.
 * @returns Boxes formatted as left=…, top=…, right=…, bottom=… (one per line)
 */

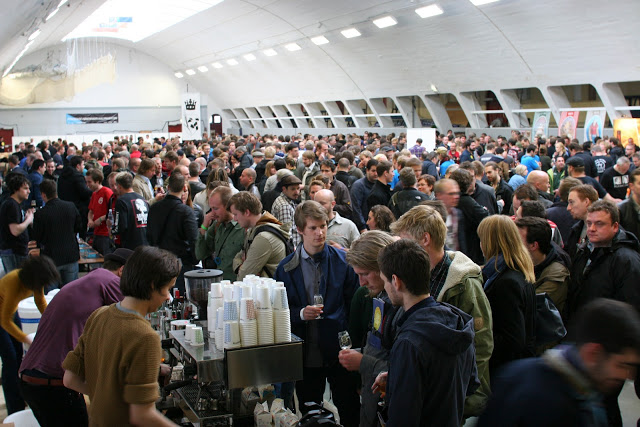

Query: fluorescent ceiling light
left=62, top=0, right=224, bottom=43
left=174, top=72, right=184, bottom=78
left=341, top=28, right=361, bottom=39
left=263, top=48, right=277, bottom=57
left=373, top=16, right=397, bottom=29
left=185, top=69, right=196, bottom=75
left=226, top=58, right=239, bottom=66
left=197, top=65, right=208, bottom=72
left=415, top=4, right=444, bottom=18
left=212, top=62, right=223, bottom=69
left=28, top=29, right=41, bottom=41
left=470, top=0, right=499, bottom=5
left=243, top=53, right=256, bottom=61
left=285, top=43, right=301, bottom=52
left=311, top=36, right=329, bottom=45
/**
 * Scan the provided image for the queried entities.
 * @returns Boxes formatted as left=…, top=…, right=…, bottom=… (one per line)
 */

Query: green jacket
left=439, top=251, right=494, bottom=417
left=195, top=220, right=245, bottom=281
left=548, top=167, right=566, bottom=193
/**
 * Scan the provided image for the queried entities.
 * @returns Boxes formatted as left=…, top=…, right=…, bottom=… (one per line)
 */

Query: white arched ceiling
left=2, top=0, right=639, bottom=129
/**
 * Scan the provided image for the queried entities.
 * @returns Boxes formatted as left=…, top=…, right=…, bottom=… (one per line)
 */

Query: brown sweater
left=63, top=304, right=161, bottom=426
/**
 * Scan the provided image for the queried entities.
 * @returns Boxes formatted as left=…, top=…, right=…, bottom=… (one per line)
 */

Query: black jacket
left=388, top=188, right=429, bottom=219
left=565, top=220, right=585, bottom=261
left=472, top=181, right=498, bottom=215
left=618, top=198, right=640, bottom=241
left=366, top=180, right=392, bottom=211
left=494, top=179, right=513, bottom=215
left=546, top=201, right=578, bottom=245
left=483, top=268, right=536, bottom=376
left=335, top=170, right=357, bottom=191
left=421, top=160, right=439, bottom=179
left=147, top=195, right=198, bottom=265
left=386, top=297, right=479, bottom=427
left=32, top=198, right=82, bottom=266
left=457, top=194, right=488, bottom=265
left=566, top=228, right=640, bottom=322
left=57, top=165, right=92, bottom=209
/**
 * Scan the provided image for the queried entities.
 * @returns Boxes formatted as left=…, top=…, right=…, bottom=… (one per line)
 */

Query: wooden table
left=28, top=239, right=104, bottom=267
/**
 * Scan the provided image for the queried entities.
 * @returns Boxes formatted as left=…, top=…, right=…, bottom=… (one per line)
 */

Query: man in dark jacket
left=617, top=168, right=640, bottom=241
left=335, top=158, right=357, bottom=191
left=147, top=171, right=198, bottom=293
left=57, top=155, right=92, bottom=239
left=274, top=201, right=359, bottom=426
left=450, top=169, right=488, bottom=265
left=350, top=159, right=378, bottom=232
left=388, top=167, right=429, bottom=219
left=546, top=177, right=581, bottom=244
left=373, top=239, right=478, bottom=427
left=421, top=151, right=440, bottom=180
left=319, top=160, right=353, bottom=220
left=567, top=200, right=640, bottom=427
left=366, top=160, right=393, bottom=212
left=484, top=161, right=513, bottom=214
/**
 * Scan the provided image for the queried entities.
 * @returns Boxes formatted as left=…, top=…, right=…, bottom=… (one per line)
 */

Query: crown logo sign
left=185, top=99, right=197, bottom=110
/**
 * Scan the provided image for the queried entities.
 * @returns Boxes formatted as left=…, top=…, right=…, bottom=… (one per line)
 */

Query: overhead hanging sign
left=66, top=113, right=118, bottom=124
left=584, top=110, right=606, bottom=143
left=181, top=93, right=202, bottom=141
left=558, top=111, right=579, bottom=139
left=531, top=111, right=551, bottom=137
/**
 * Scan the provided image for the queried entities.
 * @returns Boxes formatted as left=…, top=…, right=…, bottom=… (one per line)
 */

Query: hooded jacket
left=534, top=245, right=570, bottom=313
left=57, top=164, right=92, bottom=209
left=617, top=198, right=640, bottom=242
left=234, top=212, right=290, bottom=280
left=566, top=228, right=640, bottom=322
left=437, top=251, right=493, bottom=416
left=386, top=297, right=479, bottom=427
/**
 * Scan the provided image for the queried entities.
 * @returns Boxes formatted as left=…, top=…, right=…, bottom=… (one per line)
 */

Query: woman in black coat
left=478, top=215, right=536, bottom=379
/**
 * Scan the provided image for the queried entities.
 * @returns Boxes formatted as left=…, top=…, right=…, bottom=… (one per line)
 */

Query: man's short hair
left=69, top=155, right=84, bottom=169
left=519, top=200, right=547, bottom=219
left=526, top=144, right=537, bottom=153
left=320, top=159, right=336, bottom=172
left=138, top=158, right=155, bottom=174
left=7, top=174, right=30, bottom=194
left=337, top=158, right=350, bottom=169
left=450, top=168, right=474, bottom=194
left=587, top=200, right=619, bottom=224
left=399, top=167, right=417, bottom=187
left=294, top=200, right=328, bottom=231
left=630, top=168, right=640, bottom=185
left=390, top=205, right=446, bottom=250
left=572, top=298, right=640, bottom=355
left=167, top=171, right=186, bottom=193
left=570, top=184, right=598, bottom=203
left=418, top=200, right=447, bottom=222
left=188, top=161, right=200, bottom=177
left=378, top=239, right=431, bottom=297
left=365, top=158, right=379, bottom=171
left=115, top=171, right=133, bottom=190
left=557, top=177, right=582, bottom=202
left=163, top=151, right=179, bottom=164
left=87, top=168, right=104, bottom=183
left=119, top=246, right=181, bottom=300
left=516, top=216, right=552, bottom=254
left=376, top=160, right=392, bottom=177
left=242, top=168, right=256, bottom=181
left=211, top=185, right=233, bottom=208
left=346, top=230, right=396, bottom=272
left=32, top=159, right=45, bottom=171
left=228, top=191, right=262, bottom=215
left=514, top=183, right=538, bottom=201
left=405, top=157, right=421, bottom=168
left=40, top=179, right=57, bottom=199
left=301, top=150, right=316, bottom=161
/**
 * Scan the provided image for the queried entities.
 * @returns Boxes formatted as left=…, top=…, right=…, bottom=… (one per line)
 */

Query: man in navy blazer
left=275, top=200, right=359, bottom=427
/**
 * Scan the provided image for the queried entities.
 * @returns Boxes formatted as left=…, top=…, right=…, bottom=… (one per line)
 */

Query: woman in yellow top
left=0, top=255, right=59, bottom=415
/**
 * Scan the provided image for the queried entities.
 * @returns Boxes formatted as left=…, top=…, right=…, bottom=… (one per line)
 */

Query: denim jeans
left=0, top=253, right=27, bottom=275
left=0, top=313, right=25, bottom=415
left=91, top=235, right=113, bottom=256
left=56, top=262, right=79, bottom=288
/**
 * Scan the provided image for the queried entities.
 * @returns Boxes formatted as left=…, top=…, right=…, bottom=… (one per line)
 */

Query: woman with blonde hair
left=477, top=215, right=536, bottom=378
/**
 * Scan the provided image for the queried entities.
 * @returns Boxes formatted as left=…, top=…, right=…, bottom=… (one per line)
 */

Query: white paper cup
left=240, top=298, right=256, bottom=321
left=255, top=286, right=271, bottom=310
left=223, top=285, right=234, bottom=301
left=170, top=319, right=190, bottom=330
left=210, top=282, right=223, bottom=298
left=223, top=300, right=239, bottom=321
left=224, top=321, right=241, bottom=348
left=185, top=324, right=197, bottom=343
left=273, top=287, right=289, bottom=310
left=192, top=326, right=205, bottom=346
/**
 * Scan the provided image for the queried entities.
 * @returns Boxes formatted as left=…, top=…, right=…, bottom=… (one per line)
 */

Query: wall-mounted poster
left=181, top=93, right=202, bottom=141
left=558, top=111, right=579, bottom=139
left=584, top=110, right=606, bottom=143
left=613, top=118, right=640, bottom=147
left=531, top=111, right=551, bottom=137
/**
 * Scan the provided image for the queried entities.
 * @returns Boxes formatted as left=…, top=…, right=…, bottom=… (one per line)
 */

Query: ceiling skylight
left=341, top=28, right=361, bottom=39
left=263, top=49, right=278, bottom=57
left=311, top=36, right=329, bottom=45
left=415, top=4, right=444, bottom=18
left=62, top=0, right=224, bottom=43
left=470, top=0, right=500, bottom=5
left=373, top=16, right=397, bottom=29
left=285, top=43, right=301, bottom=52
left=226, top=58, right=239, bottom=66
left=174, top=72, right=184, bottom=78
left=212, top=62, right=223, bottom=69
left=197, top=65, right=208, bottom=72
left=185, top=69, right=196, bottom=75
left=243, top=53, right=256, bottom=61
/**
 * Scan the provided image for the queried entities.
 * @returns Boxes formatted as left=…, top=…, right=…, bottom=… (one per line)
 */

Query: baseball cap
left=104, top=248, right=134, bottom=266
left=566, top=156, right=585, bottom=168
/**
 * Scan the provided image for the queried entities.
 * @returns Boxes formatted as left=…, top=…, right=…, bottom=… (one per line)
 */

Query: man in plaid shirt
left=271, top=174, right=303, bottom=248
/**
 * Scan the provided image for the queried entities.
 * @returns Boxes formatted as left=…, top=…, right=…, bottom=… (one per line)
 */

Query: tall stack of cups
left=215, top=307, right=224, bottom=351
left=207, top=283, right=224, bottom=338
left=239, top=297, right=258, bottom=346
left=223, top=289, right=240, bottom=349
left=255, top=285, right=274, bottom=345
left=273, top=286, right=291, bottom=342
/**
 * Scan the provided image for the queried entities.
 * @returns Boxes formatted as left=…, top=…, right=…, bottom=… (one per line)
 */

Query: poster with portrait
left=584, top=110, right=606, bottom=143
left=181, top=93, right=202, bottom=141
left=613, top=118, right=640, bottom=147
left=558, top=111, right=579, bottom=139
left=531, top=111, right=551, bottom=137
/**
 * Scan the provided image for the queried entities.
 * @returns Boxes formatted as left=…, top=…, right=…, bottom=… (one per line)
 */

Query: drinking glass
left=338, top=330, right=352, bottom=350
left=313, top=294, right=323, bottom=319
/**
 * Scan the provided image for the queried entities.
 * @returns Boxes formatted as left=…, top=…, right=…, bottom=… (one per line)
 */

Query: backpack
left=248, top=224, right=294, bottom=277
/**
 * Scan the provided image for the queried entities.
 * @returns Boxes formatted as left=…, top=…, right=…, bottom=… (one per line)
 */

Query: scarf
left=481, top=254, right=506, bottom=290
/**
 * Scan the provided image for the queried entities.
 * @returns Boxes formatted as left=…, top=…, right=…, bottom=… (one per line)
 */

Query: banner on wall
left=613, top=118, right=640, bottom=147
left=181, top=93, right=202, bottom=140
left=558, top=111, right=579, bottom=139
left=531, top=111, right=551, bottom=137
left=584, top=110, right=606, bottom=143
left=66, top=113, right=118, bottom=124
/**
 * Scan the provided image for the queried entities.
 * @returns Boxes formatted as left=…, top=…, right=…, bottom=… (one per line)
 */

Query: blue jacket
left=386, top=297, right=479, bottom=427
left=28, top=171, right=44, bottom=207
left=274, top=244, right=359, bottom=363
left=350, top=177, right=374, bottom=230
